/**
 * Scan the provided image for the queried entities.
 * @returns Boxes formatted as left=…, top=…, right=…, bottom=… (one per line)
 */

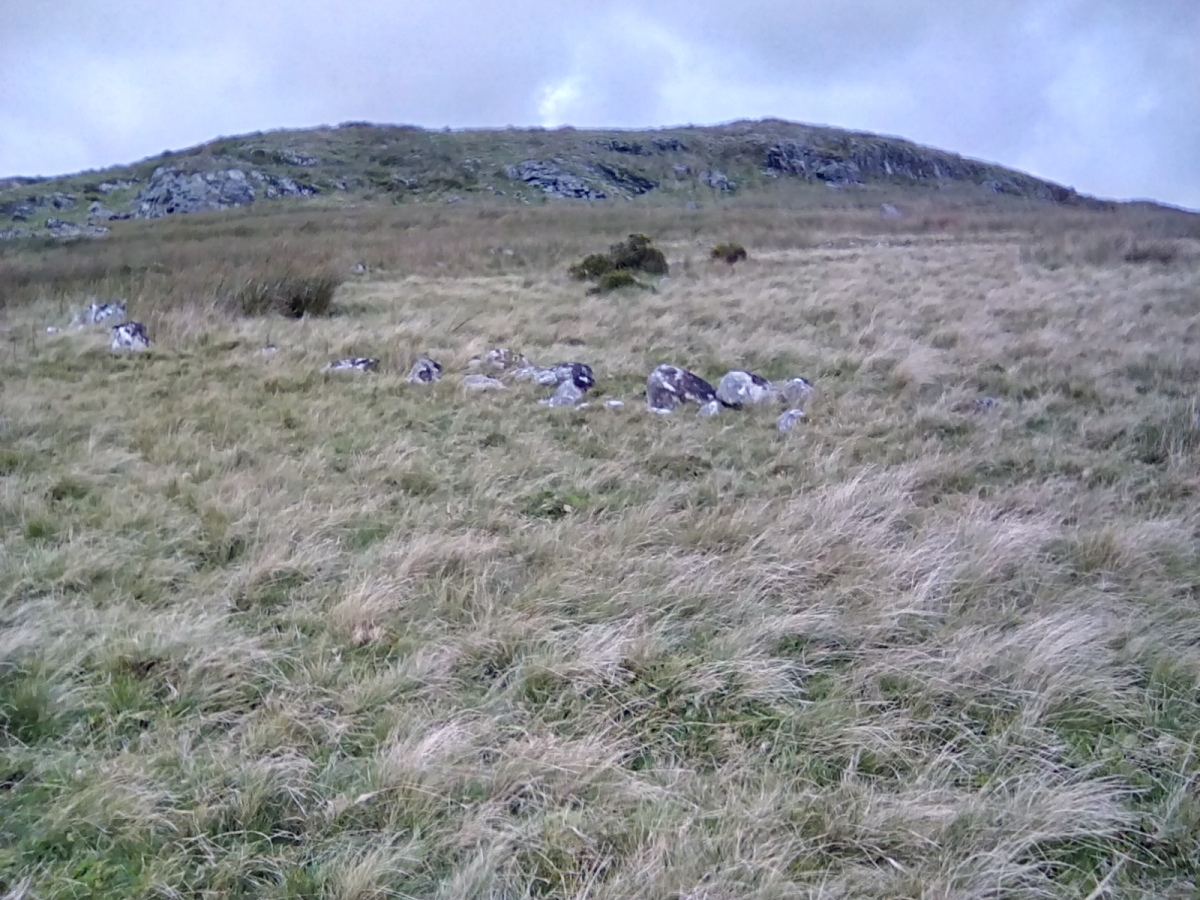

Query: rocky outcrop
left=589, top=163, right=658, bottom=195
left=111, top=321, right=151, bottom=352
left=715, top=371, right=816, bottom=409
left=134, top=166, right=318, bottom=218
left=703, top=170, right=733, bottom=191
left=406, top=357, right=443, bottom=384
left=503, top=161, right=606, bottom=200
left=646, top=365, right=720, bottom=415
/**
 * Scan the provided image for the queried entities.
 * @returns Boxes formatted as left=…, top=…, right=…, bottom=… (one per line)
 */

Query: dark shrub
left=608, top=233, right=668, bottom=275
left=568, top=253, right=615, bottom=281
left=711, top=242, right=748, bottom=264
left=587, top=270, right=652, bottom=295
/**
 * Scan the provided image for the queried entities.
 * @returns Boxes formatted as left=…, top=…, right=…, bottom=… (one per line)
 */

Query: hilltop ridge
left=0, top=117, right=1130, bottom=240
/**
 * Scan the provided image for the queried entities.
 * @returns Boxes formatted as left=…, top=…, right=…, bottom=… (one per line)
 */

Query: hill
left=0, top=117, right=1138, bottom=241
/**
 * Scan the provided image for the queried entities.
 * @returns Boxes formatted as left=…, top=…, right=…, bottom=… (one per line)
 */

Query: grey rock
left=717, top=370, right=778, bottom=407
left=134, top=165, right=316, bottom=219
left=274, top=149, right=319, bottom=167
left=672, top=163, right=691, bottom=177
left=539, top=380, right=586, bottom=407
left=605, top=139, right=651, bottom=156
left=779, top=376, right=817, bottom=407
left=880, top=203, right=903, bottom=218
left=97, top=179, right=138, bottom=194
left=653, top=137, right=686, bottom=152
left=503, top=160, right=607, bottom=200
left=778, top=409, right=806, bottom=432
left=46, top=326, right=60, bottom=334
left=111, top=321, right=151, bottom=352
left=462, top=374, right=506, bottom=392
left=406, top=357, right=443, bottom=384
left=588, top=163, right=658, bottom=195
left=478, top=347, right=531, bottom=372
left=325, top=357, right=379, bottom=373
left=604, top=399, right=625, bottom=409
left=646, top=364, right=719, bottom=414
left=261, top=344, right=279, bottom=356
left=72, top=300, right=127, bottom=327
left=703, top=170, right=733, bottom=191
left=698, top=400, right=722, bottom=417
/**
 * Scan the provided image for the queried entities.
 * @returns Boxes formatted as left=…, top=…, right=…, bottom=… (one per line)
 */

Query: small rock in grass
left=646, top=364, right=719, bottom=414
left=462, top=374, right=506, bottom=392
left=110, top=321, right=151, bottom=352
left=778, top=408, right=806, bottom=432
left=406, top=357, right=443, bottom=384
left=325, top=357, right=379, bottom=373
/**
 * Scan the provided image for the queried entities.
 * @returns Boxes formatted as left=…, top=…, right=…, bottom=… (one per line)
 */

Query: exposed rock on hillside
left=135, top=166, right=318, bottom=218
left=504, top=161, right=606, bottom=200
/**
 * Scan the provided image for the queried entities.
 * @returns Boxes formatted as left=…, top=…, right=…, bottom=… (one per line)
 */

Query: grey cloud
left=0, top=0, right=1196, bottom=209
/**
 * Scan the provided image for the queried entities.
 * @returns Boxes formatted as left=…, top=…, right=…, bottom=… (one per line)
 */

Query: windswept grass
left=1, top=197, right=1199, bottom=898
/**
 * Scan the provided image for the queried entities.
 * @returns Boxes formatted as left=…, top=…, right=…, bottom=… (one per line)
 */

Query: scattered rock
left=698, top=400, right=722, bottom=417
left=274, top=149, right=319, bottom=167
left=605, top=139, right=651, bottom=156
left=646, top=364, right=719, bottom=414
left=703, top=170, right=733, bottom=191
left=478, top=347, right=531, bottom=372
left=672, top=163, right=692, bottom=177
left=880, top=203, right=903, bottom=218
left=653, top=137, right=686, bottom=152
left=716, top=370, right=778, bottom=407
left=604, top=399, right=625, bottom=409
left=779, top=377, right=816, bottom=407
left=462, top=374, right=506, bottom=392
left=351, top=262, right=369, bottom=274
left=407, top=357, right=443, bottom=384
left=111, top=321, right=151, bottom=352
left=261, top=344, right=279, bottom=356
left=777, top=409, right=806, bottom=432
left=588, top=162, right=658, bottom=195
left=72, top=300, right=127, bottom=327
left=97, top=179, right=138, bottom=194
left=539, top=380, right=586, bottom=407
left=325, top=357, right=379, bottom=373
left=45, top=326, right=60, bottom=335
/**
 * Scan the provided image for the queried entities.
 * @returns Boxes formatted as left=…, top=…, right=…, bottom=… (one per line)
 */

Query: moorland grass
left=1, top=196, right=1198, bottom=899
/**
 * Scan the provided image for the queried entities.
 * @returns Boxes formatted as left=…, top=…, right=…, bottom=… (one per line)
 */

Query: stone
left=134, top=165, right=315, bottom=219
left=261, top=344, right=279, bottom=356
left=779, top=377, right=816, bottom=407
left=716, top=370, right=778, bottom=407
left=646, top=364, right=719, bottom=414
left=778, top=409, right=806, bottom=432
left=539, top=380, right=586, bottom=407
left=72, top=300, right=126, bottom=327
left=111, top=321, right=151, bottom=352
left=880, top=203, right=903, bottom=218
left=325, top=357, right=379, bottom=373
left=406, top=357, right=443, bottom=384
left=462, top=374, right=506, bottom=392
left=480, top=348, right=532, bottom=372
left=604, top=399, right=625, bottom=409
left=46, top=326, right=60, bottom=334
left=703, top=170, right=733, bottom=191
left=698, top=400, right=722, bottom=417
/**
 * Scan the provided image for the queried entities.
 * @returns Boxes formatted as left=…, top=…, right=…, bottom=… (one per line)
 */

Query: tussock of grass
left=2, top=198, right=1200, bottom=898
left=225, top=269, right=342, bottom=318
left=710, top=241, right=748, bottom=264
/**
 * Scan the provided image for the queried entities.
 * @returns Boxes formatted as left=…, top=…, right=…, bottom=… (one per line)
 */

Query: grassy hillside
left=1, top=194, right=1199, bottom=898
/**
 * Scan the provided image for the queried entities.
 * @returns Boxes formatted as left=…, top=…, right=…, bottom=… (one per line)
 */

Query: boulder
left=703, top=170, right=733, bottom=191
left=325, top=357, right=379, bottom=373
left=135, top=166, right=255, bottom=218
left=716, top=370, right=778, bottom=407
left=477, top=347, right=531, bottom=372
left=406, top=357, right=443, bottom=384
left=111, top=321, right=151, bottom=352
left=779, top=377, right=816, bottom=406
left=535, top=363, right=595, bottom=407
left=777, top=409, right=806, bottom=432
left=462, top=374, right=506, bottom=392
left=646, top=364, right=719, bottom=414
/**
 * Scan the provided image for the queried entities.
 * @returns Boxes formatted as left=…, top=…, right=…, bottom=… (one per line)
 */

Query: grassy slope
left=1, top=196, right=1199, bottom=899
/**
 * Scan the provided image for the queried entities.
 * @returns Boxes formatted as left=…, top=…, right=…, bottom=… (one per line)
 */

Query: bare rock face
left=462, top=374, right=506, bottom=392
left=406, top=357, right=443, bottom=384
left=778, top=409, right=806, bottom=432
left=646, top=364, right=719, bottom=414
left=325, top=357, right=379, bottom=373
left=716, top=370, right=778, bottom=407
left=72, top=300, right=126, bottom=327
left=111, top=321, right=151, bottom=352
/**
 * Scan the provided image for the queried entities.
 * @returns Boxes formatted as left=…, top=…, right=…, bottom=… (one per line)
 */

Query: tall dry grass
left=1, top=194, right=1199, bottom=899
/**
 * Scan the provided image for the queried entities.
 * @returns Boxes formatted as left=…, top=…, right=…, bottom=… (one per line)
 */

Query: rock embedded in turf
left=716, top=370, right=779, bottom=407
left=406, top=357, right=443, bottom=384
left=73, top=299, right=126, bottom=327
left=325, top=357, right=379, bottom=373
left=646, top=364, right=719, bottom=414
left=110, top=321, right=152, bottom=352
left=778, top=408, right=806, bottom=432
left=462, top=374, right=506, bottom=392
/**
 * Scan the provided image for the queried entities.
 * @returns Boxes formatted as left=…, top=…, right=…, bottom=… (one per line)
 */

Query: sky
left=2, top=0, right=1198, bottom=210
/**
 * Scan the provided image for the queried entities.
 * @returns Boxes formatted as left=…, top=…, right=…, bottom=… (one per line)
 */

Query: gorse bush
left=226, top=269, right=342, bottom=318
left=586, top=269, right=653, bottom=295
left=568, top=233, right=669, bottom=282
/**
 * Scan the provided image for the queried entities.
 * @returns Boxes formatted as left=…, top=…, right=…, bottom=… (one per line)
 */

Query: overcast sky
left=2, top=0, right=1197, bottom=210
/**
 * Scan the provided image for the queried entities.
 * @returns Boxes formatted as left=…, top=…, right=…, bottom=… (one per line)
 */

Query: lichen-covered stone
left=646, top=364, right=718, bottom=414
left=716, top=370, right=778, bottom=407
left=406, top=357, right=443, bottom=384
left=778, top=409, right=806, bottom=432
left=325, top=357, right=378, bottom=373
left=110, top=321, right=151, bottom=352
